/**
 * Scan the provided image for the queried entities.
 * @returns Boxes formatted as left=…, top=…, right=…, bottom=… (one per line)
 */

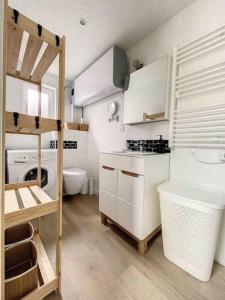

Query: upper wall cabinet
left=123, top=55, right=171, bottom=125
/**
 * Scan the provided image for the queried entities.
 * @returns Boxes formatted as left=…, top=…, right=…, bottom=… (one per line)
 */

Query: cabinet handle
left=102, top=166, right=114, bottom=171
left=121, top=170, right=139, bottom=177
left=143, top=112, right=165, bottom=121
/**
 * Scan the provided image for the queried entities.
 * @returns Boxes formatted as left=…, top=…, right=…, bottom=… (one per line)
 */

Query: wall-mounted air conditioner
left=74, top=46, right=129, bottom=107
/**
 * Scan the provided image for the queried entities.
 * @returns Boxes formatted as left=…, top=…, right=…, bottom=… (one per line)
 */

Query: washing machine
left=7, top=149, right=57, bottom=199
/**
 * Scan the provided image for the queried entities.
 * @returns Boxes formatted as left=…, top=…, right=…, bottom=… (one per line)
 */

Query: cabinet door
left=117, top=198, right=142, bottom=239
left=99, top=189, right=117, bottom=220
left=123, top=55, right=170, bottom=124
left=99, top=165, right=117, bottom=195
left=118, top=170, right=144, bottom=208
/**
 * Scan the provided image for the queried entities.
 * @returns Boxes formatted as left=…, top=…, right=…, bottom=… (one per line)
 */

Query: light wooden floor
left=42, top=194, right=225, bottom=300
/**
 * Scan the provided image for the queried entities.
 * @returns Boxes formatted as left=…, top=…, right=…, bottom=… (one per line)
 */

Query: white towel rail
left=177, top=39, right=225, bottom=65
left=177, top=34, right=225, bottom=63
left=174, top=114, right=225, bottom=123
left=177, top=24, right=225, bottom=64
left=176, top=82, right=225, bottom=99
left=175, top=110, right=225, bottom=119
left=178, top=24, right=225, bottom=54
left=174, top=102, right=225, bottom=114
left=176, top=59, right=225, bottom=82
left=173, top=143, right=225, bottom=149
left=173, top=132, right=225, bottom=138
left=176, top=71, right=225, bottom=90
left=170, top=23, right=225, bottom=149
left=174, top=127, right=225, bottom=134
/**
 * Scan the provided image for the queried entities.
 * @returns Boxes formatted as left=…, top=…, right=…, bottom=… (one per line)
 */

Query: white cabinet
left=117, top=198, right=142, bottom=238
left=117, top=170, right=144, bottom=208
left=123, top=56, right=171, bottom=124
left=99, top=190, right=117, bottom=221
left=99, top=152, right=170, bottom=253
left=99, top=165, right=117, bottom=195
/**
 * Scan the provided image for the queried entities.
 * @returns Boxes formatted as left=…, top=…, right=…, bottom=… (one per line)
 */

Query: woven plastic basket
left=158, top=181, right=225, bottom=281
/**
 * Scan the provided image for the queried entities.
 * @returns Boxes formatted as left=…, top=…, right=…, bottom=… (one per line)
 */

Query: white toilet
left=63, top=168, right=87, bottom=195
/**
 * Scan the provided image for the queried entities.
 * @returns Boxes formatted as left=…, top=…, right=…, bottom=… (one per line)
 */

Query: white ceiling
left=9, top=0, right=193, bottom=81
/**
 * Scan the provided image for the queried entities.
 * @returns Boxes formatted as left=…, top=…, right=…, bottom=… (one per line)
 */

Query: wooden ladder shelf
left=5, top=184, right=58, bottom=229
left=0, top=2, right=65, bottom=299
left=6, top=111, right=60, bottom=135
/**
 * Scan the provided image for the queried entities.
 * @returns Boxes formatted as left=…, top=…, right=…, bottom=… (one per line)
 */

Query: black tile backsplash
left=50, top=140, right=77, bottom=149
left=127, top=139, right=170, bottom=153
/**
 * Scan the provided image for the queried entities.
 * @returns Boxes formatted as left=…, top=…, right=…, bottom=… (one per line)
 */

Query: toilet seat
left=63, top=168, right=87, bottom=195
left=63, top=168, right=86, bottom=176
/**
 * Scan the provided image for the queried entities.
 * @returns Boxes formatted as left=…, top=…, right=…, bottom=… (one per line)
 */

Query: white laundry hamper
left=158, top=181, right=225, bottom=281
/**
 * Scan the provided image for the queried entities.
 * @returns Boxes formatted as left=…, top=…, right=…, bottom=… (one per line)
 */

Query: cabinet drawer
left=99, top=189, right=117, bottom=221
left=117, top=198, right=142, bottom=239
left=118, top=170, right=144, bottom=208
left=100, top=153, right=144, bottom=175
left=99, top=165, right=117, bottom=195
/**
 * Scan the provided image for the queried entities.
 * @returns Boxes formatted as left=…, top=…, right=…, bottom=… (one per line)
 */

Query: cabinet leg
left=101, top=213, right=107, bottom=225
left=138, top=239, right=147, bottom=256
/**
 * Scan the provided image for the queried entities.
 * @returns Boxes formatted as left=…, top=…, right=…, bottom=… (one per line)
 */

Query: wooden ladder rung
left=7, top=6, right=63, bottom=51
left=7, top=22, right=23, bottom=75
left=18, top=187, right=38, bottom=208
left=30, top=185, right=54, bottom=203
left=5, top=189, right=19, bottom=214
left=4, top=185, right=57, bottom=229
left=20, top=34, right=43, bottom=79
left=5, top=111, right=59, bottom=135
left=31, top=45, right=59, bottom=83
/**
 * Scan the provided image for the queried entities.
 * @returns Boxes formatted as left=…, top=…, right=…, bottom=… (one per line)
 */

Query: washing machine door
left=24, top=168, right=48, bottom=188
left=18, top=163, right=55, bottom=194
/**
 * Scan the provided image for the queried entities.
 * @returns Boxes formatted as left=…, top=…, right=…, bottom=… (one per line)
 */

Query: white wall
left=5, top=72, right=88, bottom=171
left=63, top=130, right=88, bottom=171
left=84, top=0, right=225, bottom=193
left=6, top=73, right=72, bottom=150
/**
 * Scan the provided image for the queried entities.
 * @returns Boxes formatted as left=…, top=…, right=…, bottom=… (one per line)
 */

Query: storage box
left=5, top=241, right=38, bottom=300
left=5, top=222, right=34, bottom=248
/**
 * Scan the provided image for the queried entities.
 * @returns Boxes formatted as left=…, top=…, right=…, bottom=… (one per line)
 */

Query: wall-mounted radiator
left=170, top=24, right=225, bottom=150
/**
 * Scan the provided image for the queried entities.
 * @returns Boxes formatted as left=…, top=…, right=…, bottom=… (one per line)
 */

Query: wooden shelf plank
left=31, top=45, right=58, bottom=83
left=64, top=122, right=79, bottom=130
left=21, top=235, right=58, bottom=300
left=5, top=111, right=59, bottom=134
left=30, top=185, right=54, bottom=203
left=64, top=122, right=89, bottom=131
left=4, top=185, right=58, bottom=229
left=5, top=179, right=39, bottom=191
left=7, top=6, right=63, bottom=51
left=18, top=187, right=37, bottom=208
left=6, top=6, right=63, bottom=84
left=7, top=22, right=23, bottom=75
left=79, top=123, right=89, bottom=131
left=20, top=34, right=43, bottom=79
left=33, top=235, right=56, bottom=284
left=5, top=189, right=19, bottom=213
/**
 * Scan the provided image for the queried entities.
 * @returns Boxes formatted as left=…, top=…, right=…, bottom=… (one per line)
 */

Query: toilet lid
left=63, top=168, right=86, bottom=176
